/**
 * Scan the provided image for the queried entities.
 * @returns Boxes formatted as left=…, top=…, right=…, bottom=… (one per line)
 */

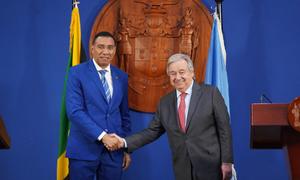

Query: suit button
left=105, top=129, right=108, bottom=132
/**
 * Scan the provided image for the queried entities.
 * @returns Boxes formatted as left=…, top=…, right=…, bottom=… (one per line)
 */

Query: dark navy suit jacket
left=66, top=60, right=130, bottom=161
left=125, top=83, right=233, bottom=180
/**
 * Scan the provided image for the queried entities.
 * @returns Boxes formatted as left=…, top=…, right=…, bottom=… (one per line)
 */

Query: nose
left=102, top=47, right=110, bottom=54
left=175, top=73, right=182, bottom=80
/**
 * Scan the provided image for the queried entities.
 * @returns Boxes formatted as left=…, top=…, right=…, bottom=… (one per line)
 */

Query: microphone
left=260, top=93, right=272, bottom=103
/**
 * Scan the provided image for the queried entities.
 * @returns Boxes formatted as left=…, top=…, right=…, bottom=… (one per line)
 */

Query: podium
left=0, top=116, right=10, bottom=149
left=251, top=103, right=300, bottom=180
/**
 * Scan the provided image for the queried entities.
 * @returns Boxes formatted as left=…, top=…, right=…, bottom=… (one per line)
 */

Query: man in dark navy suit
left=112, top=53, right=233, bottom=180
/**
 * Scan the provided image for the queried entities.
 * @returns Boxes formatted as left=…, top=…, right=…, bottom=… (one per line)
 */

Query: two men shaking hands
left=66, top=31, right=234, bottom=180
left=101, top=133, right=125, bottom=151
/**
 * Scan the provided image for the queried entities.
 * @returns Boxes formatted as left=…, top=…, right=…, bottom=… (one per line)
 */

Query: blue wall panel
left=0, top=0, right=298, bottom=179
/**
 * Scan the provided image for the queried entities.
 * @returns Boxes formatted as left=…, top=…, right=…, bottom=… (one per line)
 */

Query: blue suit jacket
left=66, top=60, right=131, bottom=161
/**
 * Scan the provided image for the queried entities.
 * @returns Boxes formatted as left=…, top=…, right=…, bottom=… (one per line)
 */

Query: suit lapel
left=185, top=83, right=203, bottom=131
left=87, top=60, right=108, bottom=104
left=110, top=66, right=121, bottom=108
left=172, top=91, right=180, bottom=130
left=169, top=91, right=185, bottom=133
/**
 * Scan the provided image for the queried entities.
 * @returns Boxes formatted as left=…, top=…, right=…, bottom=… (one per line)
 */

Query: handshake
left=102, top=133, right=125, bottom=151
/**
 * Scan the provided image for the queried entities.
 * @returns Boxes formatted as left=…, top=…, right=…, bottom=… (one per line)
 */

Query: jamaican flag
left=56, top=2, right=86, bottom=180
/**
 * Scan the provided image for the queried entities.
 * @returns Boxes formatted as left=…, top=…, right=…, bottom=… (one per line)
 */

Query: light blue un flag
left=205, top=13, right=237, bottom=180
left=205, top=13, right=230, bottom=114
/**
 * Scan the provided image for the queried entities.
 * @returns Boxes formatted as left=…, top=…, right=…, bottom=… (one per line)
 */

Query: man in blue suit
left=66, top=31, right=131, bottom=180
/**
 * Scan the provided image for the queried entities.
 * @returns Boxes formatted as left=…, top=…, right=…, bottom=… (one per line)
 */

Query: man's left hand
left=122, top=152, right=131, bottom=170
left=221, top=163, right=232, bottom=180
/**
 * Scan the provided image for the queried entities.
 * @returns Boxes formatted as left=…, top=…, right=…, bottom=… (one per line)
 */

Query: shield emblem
left=90, top=0, right=213, bottom=112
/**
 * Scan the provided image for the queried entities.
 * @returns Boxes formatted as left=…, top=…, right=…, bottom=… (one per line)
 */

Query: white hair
left=166, top=53, right=194, bottom=74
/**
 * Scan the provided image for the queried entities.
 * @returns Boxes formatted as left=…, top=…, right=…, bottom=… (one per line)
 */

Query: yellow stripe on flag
left=57, top=4, right=82, bottom=180
left=70, top=6, right=81, bottom=66
left=57, top=151, right=69, bottom=180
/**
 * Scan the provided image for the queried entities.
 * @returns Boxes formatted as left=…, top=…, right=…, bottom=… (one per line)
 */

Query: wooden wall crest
left=90, top=0, right=213, bottom=112
left=288, top=97, right=300, bottom=133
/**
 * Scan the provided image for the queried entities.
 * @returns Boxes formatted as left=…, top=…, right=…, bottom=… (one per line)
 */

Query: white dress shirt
left=92, top=59, right=113, bottom=141
left=93, top=59, right=113, bottom=97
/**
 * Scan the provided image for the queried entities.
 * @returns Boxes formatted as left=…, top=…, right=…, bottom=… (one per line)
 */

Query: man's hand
left=102, top=133, right=124, bottom=151
left=122, top=152, right=131, bottom=170
left=111, top=133, right=125, bottom=148
left=221, top=163, right=232, bottom=180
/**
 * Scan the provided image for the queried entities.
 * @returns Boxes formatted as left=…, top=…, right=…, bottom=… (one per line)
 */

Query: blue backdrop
left=0, top=0, right=299, bottom=179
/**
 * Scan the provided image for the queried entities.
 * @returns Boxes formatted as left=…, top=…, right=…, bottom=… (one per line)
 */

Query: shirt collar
left=92, top=59, right=111, bottom=73
left=176, top=80, right=194, bottom=98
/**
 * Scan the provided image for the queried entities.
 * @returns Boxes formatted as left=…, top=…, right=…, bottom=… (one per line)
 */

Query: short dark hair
left=93, top=31, right=116, bottom=45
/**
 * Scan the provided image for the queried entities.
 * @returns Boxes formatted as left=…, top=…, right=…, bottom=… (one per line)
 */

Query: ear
left=112, top=46, right=117, bottom=55
left=90, top=45, right=94, bottom=58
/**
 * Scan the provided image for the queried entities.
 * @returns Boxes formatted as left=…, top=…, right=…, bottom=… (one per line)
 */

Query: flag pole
left=215, top=0, right=225, bottom=41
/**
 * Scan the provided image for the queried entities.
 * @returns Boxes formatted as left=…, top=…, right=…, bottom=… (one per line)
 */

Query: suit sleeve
left=125, top=101, right=165, bottom=152
left=212, top=87, right=234, bottom=163
left=66, top=68, right=104, bottom=141
left=119, top=74, right=131, bottom=137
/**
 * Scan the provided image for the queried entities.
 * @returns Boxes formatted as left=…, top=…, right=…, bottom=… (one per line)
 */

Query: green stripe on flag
left=57, top=4, right=87, bottom=179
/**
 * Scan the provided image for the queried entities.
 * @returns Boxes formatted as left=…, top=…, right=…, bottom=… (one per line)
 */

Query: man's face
left=91, top=36, right=116, bottom=68
left=168, top=59, right=194, bottom=92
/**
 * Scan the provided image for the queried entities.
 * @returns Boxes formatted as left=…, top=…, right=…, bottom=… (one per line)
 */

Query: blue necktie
left=99, top=70, right=111, bottom=103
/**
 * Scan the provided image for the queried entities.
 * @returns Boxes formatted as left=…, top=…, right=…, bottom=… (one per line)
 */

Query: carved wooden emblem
left=90, top=0, right=213, bottom=112
left=288, top=97, right=300, bottom=133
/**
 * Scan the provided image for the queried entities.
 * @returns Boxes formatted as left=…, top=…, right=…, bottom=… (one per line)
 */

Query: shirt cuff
left=122, top=138, right=127, bottom=148
left=97, top=131, right=107, bottom=141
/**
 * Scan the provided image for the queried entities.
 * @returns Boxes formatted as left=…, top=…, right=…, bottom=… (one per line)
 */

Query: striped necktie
left=99, top=70, right=111, bottom=103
